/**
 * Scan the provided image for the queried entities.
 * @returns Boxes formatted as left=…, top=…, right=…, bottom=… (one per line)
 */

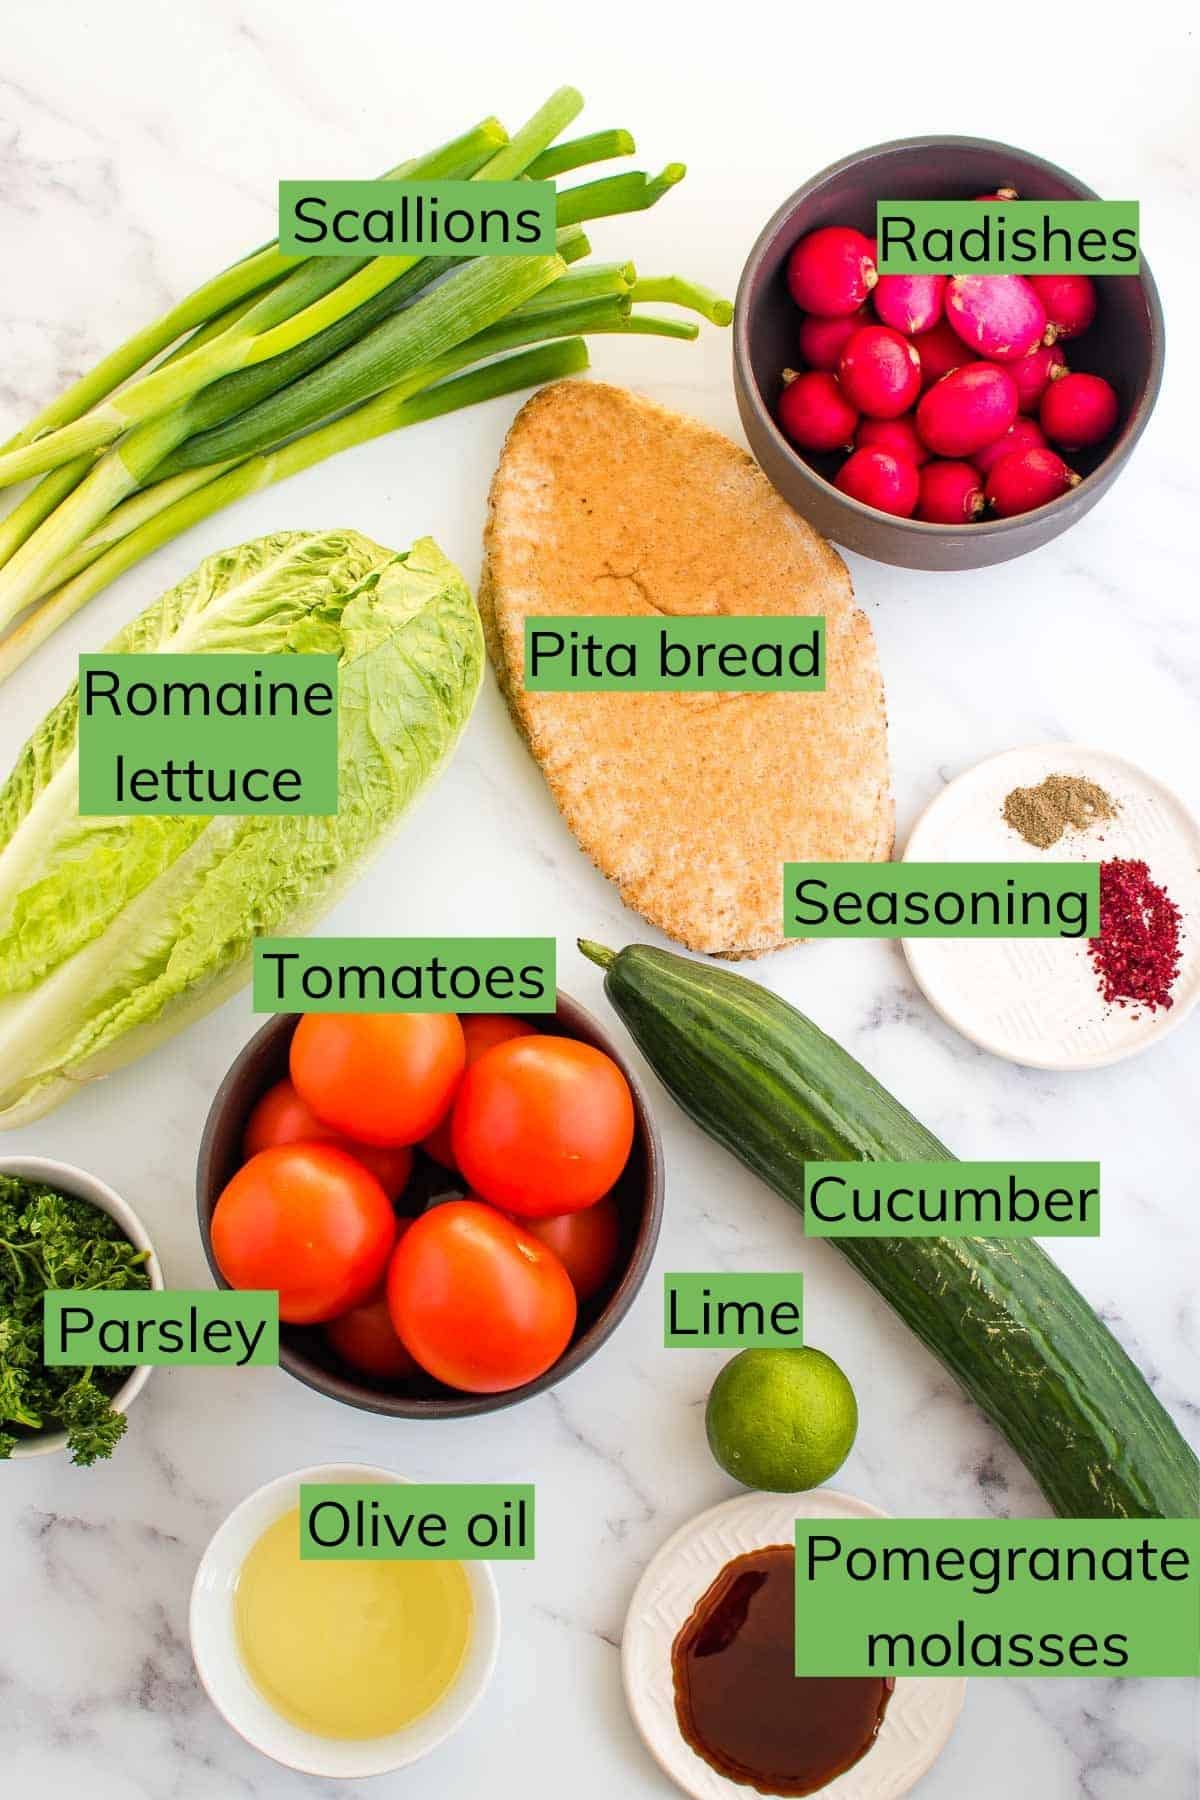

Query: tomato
left=421, top=1014, right=537, bottom=1168
left=243, top=1078, right=413, bottom=1199
left=290, top=1012, right=465, bottom=1146
left=324, top=1233, right=415, bottom=1379
left=451, top=1036, right=635, bottom=1217
left=211, top=1143, right=396, bottom=1324
left=386, top=1200, right=576, bottom=1393
left=521, top=1195, right=622, bottom=1302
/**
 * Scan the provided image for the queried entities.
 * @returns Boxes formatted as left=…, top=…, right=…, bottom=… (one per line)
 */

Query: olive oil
left=235, top=1508, right=473, bottom=1740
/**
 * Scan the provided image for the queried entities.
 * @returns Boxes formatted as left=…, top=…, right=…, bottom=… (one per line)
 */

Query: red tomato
left=290, top=1013, right=465, bottom=1146
left=421, top=1014, right=537, bottom=1169
left=324, top=1240, right=415, bottom=1380
left=386, top=1200, right=576, bottom=1393
left=521, top=1196, right=622, bottom=1302
left=243, top=1078, right=413, bottom=1199
left=211, top=1144, right=396, bottom=1324
left=451, top=1036, right=634, bottom=1217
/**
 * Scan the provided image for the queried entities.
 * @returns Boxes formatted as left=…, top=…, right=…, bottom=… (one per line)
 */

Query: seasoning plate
left=621, top=1490, right=965, bottom=1800
left=902, top=745, right=1200, bottom=1070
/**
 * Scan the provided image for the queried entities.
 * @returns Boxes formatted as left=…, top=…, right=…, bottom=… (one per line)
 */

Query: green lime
left=705, top=1346, right=858, bottom=1492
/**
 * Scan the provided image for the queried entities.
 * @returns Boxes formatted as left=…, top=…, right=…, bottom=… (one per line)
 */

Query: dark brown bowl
left=196, top=994, right=663, bottom=1418
left=734, top=135, right=1164, bottom=570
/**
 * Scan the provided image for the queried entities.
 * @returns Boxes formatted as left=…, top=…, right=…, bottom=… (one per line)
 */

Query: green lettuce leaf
left=0, top=529, right=482, bottom=1126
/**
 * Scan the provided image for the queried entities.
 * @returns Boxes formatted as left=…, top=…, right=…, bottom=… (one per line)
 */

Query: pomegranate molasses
left=672, top=1544, right=891, bottom=1796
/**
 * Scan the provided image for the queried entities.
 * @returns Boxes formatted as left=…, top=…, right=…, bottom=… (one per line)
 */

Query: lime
left=705, top=1346, right=858, bottom=1492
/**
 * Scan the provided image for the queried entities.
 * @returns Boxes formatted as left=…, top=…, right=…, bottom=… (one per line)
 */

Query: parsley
left=0, top=1174, right=150, bottom=1466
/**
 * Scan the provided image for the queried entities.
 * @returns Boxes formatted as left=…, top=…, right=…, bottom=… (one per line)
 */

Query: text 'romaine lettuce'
left=0, top=528, right=482, bottom=1126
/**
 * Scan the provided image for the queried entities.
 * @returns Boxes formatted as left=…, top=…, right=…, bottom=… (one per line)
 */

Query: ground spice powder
left=1003, top=774, right=1118, bottom=849
left=1088, top=857, right=1183, bottom=1013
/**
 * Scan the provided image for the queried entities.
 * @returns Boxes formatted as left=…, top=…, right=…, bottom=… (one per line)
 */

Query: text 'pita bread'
left=482, top=381, right=892, bottom=957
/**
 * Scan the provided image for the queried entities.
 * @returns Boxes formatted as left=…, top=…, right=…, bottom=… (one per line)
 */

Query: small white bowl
left=623, top=1489, right=965, bottom=1800
left=0, top=1154, right=163, bottom=1459
left=190, top=1463, right=501, bottom=1778
left=901, top=745, right=1200, bottom=1069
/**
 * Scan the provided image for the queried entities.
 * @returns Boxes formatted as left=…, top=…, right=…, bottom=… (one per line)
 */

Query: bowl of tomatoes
left=195, top=993, right=663, bottom=1418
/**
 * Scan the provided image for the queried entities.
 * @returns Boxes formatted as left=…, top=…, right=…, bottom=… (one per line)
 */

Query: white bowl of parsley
left=0, top=1156, right=163, bottom=1464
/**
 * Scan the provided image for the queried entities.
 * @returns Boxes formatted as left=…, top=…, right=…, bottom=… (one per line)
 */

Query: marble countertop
left=1, top=10, right=1197, bottom=1798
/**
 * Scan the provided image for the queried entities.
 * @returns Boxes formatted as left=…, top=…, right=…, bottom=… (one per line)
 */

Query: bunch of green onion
left=0, top=87, right=731, bottom=680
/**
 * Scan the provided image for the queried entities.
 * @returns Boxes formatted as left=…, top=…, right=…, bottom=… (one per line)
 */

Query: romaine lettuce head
left=0, top=529, right=482, bottom=1127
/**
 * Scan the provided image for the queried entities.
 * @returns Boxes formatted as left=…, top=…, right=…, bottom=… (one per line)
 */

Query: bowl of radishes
left=733, top=136, right=1163, bottom=570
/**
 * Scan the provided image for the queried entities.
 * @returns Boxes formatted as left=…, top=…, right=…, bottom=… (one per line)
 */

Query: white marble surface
left=1, top=10, right=1197, bottom=1798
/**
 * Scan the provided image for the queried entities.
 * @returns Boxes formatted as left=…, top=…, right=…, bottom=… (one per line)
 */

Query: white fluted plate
left=902, top=745, right=1200, bottom=1069
left=622, top=1490, right=965, bottom=1800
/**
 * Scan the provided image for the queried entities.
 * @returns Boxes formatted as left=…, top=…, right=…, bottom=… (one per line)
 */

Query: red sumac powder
left=1089, top=857, right=1182, bottom=1012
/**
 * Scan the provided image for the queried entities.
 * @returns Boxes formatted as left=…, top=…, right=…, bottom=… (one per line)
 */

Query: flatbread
left=482, top=381, right=892, bottom=957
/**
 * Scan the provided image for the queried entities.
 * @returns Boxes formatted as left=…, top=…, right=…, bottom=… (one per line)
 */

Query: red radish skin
left=835, top=448, right=920, bottom=517
left=1040, top=371, right=1119, bottom=451
left=917, top=363, right=1019, bottom=457
left=916, top=460, right=985, bottom=524
left=787, top=226, right=877, bottom=316
left=986, top=446, right=1080, bottom=517
left=777, top=369, right=858, bottom=451
left=798, top=308, right=866, bottom=371
left=974, top=187, right=1020, bottom=201
left=1004, top=343, right=1067, bottom=413
left=873, top=273, right=946, bottom=336
left=945, top=274, right=1048, bottom=361
left=856, top=415, right=930, bottom=466
left=912, top=318, right=975, bottom=390
left=972, top=416, right=1047, bottom=477
left=837, top=325, right=921, bottom=419
left=1029, top=273, right=1097, bottom=341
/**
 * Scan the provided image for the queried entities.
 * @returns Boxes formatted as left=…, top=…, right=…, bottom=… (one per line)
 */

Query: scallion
left=0, top=87, right=731, bottom=676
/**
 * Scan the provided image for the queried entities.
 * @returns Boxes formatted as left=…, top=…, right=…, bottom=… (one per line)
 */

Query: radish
left=856, top=415, right=930, bottom=466
left=945, top=274, right=1048, bottom=361
left=916, top=460, right=985, bottom=524
left=835, top=447, right=919, bottom=516
left=797, top=308, right=866, bottom=371
left=777, top=369, right=858, bottom=451
left=787, top=226, right=877, bottom=316
left=972, top=416, right=1047, bottom=478
left=1004, top=342, right=1067, bottom=413
left=873, top=273, right=946, bottom=336
left=986, top=446, right=1080, bottom=517
left=974, top=186, right=1020, bottom=201
left=912, top=318, right=974, bottom=390
left=1029, top=273, right=1097, bottom=341
left=917, top=363, right=1019, bottom=457
left=1040, top=371, right=1119, bottom=450
left=837, top=325, right=921, bottom=419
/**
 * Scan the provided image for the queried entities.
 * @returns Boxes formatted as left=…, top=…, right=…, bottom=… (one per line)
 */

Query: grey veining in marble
left=1, top=11, right=1197, bottom=1798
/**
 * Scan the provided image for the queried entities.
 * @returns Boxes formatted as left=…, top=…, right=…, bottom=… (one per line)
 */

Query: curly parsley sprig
left=0, top=1174, right=150, bottom=1465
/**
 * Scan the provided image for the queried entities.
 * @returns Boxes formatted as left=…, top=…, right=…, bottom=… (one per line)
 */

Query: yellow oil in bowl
left=234, top=1508, right=473, bottom=1740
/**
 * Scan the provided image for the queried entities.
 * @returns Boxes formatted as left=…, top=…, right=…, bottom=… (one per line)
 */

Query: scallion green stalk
left=0, top=339, right=589, bottom=682
left=556, top=164, right=685, bottom=228
left=0, top=116, right=514, bottom=485
left=0, top=250, right=568, bottom=629
left=0, top=87, right=730, bottom=674
left=629, top=276, right=734, bottom=325
left=0, top=458, right=94, bottom=568
left=153, top=250, right=568, bottom=476
left=23, top=299, right=701, bottom=606
left=147, top=223, right=592, bottom=468
left=526, top=129, right=635, bottom=179
left=510, top=262, right=636, bottom=313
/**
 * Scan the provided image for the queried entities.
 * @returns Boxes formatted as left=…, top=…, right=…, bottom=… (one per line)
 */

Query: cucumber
left=580, top=940, right=1199, bottom=1520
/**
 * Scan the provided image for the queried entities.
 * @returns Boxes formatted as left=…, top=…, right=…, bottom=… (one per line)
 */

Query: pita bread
left=482, top=381, right=892, bottom=957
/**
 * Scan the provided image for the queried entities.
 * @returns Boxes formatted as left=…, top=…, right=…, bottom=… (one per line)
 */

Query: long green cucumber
left=580, top=940, right=1199, bottom=1520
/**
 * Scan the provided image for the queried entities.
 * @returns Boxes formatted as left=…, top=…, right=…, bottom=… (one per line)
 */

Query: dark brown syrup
left=671, top=1544, right=892, bottom=1796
